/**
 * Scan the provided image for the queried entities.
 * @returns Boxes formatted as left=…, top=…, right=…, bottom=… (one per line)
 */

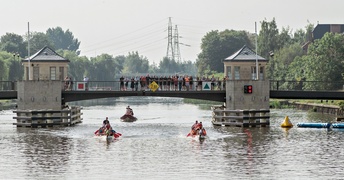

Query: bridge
left=1, top=80, right=344, bottom=102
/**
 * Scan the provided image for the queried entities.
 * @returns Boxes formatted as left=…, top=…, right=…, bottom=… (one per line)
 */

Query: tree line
left=1, top=18, right=344, bottom=90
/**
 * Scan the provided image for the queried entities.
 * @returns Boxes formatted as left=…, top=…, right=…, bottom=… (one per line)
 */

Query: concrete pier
left=13, top=106, right=83, bottom=128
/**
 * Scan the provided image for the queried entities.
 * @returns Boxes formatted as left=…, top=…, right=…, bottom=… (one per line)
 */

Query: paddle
left=114, top=132, right=122, bottom=138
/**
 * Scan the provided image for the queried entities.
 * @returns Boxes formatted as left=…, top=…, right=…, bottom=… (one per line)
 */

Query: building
left=302, top=24, right=344, bottom=51
left=212, top=45, right=270, bottom=127
left=312, top=24, right=344, bottom=40
left=223, top=45, right=267, bottom=80
left=22, top=46, right=70, bottom=81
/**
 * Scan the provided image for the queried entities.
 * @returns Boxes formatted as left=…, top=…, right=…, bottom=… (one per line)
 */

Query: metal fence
left=2, top=80, right=344, bottom=92
left=0, top=81, right=16, bottom=91
left=270, top=80, right=344, bottom=91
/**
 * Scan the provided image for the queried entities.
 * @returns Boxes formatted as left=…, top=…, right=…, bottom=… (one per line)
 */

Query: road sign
left=76, top=82, right=85, bottom=91
left=149, top=81, right=159, bottom=92
left=202, top=82, right=211, bottom=91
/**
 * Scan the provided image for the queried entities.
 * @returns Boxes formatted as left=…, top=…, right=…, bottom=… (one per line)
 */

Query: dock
left=211, top=105, right=270, bottom=127
left=13, top=106, right=83, bottom=128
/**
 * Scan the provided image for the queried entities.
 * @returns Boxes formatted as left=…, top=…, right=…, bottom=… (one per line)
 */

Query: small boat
left=120, top=114, right=137, bottom=122
left=94, top=129, right=122, bottom=140
left=187, top=128, right=207, bottom=139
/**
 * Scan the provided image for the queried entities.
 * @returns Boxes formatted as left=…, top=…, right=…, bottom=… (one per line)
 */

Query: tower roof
left=224, top=45, right=266, bottom=62
left=23, top=46, right=69, bottom=62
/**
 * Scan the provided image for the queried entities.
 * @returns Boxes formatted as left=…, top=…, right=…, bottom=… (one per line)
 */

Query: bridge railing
left=63, top=80, right=224, bottom=91
left=0, top=81, right=16, bottom=91
left=2, top=80, right=344, bottom=92
left=270, top=80, right=344, bottom=91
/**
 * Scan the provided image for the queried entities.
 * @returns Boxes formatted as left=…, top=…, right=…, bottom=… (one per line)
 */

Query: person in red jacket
left=191, top=120, right=198, bottom=130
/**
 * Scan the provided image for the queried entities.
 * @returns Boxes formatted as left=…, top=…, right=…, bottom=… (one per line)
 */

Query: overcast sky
left=2, top=0, right=344, bottom=64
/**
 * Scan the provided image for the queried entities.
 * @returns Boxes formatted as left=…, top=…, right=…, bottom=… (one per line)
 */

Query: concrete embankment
left=284, top=101, right=344, bottom=120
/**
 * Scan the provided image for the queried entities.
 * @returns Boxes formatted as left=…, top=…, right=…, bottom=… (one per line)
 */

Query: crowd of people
left=119, top=74, right=228, bottom=91
left=63, top=74, right=228, bottom=92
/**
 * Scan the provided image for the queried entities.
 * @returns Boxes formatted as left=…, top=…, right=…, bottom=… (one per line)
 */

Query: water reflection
left=15, top=128, right=72, bottom=177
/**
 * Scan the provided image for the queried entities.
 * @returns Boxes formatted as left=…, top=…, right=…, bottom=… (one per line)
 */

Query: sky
left=1, top=0, right=344, bottom=65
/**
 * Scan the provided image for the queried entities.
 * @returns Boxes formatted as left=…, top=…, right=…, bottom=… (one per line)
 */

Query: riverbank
left=272, top=100, right=344, bottom=119
left=0, top=100, right=17, bottom=110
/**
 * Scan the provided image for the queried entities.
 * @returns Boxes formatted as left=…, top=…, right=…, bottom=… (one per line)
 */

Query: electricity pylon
left=173, top=25, right=181, bottom=62
left=166, top=17, right=174, bottom=60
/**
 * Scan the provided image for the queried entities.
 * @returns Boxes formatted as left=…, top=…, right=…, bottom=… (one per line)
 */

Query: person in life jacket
left=125, top=106, right=134, bottom=116
left=199, top=128, right=207, bottom=136
left=191, top=120, right=198, bottom=130
left=98, top=117, right=109, bottom=134
left=195, top=121, right=203, bottom=131
left=104, top=120, right=116, bottom=136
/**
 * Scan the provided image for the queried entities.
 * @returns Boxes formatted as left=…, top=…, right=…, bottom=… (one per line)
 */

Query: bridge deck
left=2, top=89, right=344, bottom=102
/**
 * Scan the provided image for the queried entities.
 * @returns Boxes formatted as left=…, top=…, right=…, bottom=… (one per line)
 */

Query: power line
left=82, top=18, right=168, bottom=52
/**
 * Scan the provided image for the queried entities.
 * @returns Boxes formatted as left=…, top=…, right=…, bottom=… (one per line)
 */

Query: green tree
left=197, top=29, right=253, bottom=73
left=58, top=50, right=90, bottom=81
left=122, top=52, right=149, bottom=74
left=46, top=27, right=80, bottom=52
left=159, top=57, right=180, bottom=74
left=27, top=32, right=54, bottom=54
left=0, top=33, right=27, bottom=57
left=304, top=32, right=344, bottom=90
left=0, top=51, right=12, bottom=81
left=272, top=43, right=305, bottom=80
left=8, top=53, right=23, bottom=81
left=258, top=18, right=280, bottom=58
left=92, top=54, right=120, bottom=81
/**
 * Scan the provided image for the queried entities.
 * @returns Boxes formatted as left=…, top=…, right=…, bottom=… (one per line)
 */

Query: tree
left=197, top=29, right=253, bottom=73
left=159, top=57, right=180, bottom=74
left=27, top=32, right=54, bottom=53
left=57, top=50, right=90, bottom=81
left=122, top=52, right=149, bottom=74
left=258, top=18, right=280, bottom=58
left=8, top=53, right=24, bottom=81
left=0, top=51, right=12, bottom=82
left=303, top=33, right=344, bottom=90
left=272, top=43, right=305, bottom=80
left=46, top=27, right=80, bottom=52
left=0, top=33, right=26, bottom=57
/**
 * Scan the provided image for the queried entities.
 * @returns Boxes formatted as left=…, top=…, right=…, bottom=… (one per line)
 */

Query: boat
left=94, top=129, right=122, bottom=140
left=120, top=114, right=137, bottom=122
left=187, top=128, right=207, bottom=139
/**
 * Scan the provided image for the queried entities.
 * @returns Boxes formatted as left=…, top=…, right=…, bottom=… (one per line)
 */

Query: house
left=312, top=24, right=344, bottom=40
left=22, top=46, right=70, bottom=81
left=302, top=24, right=344, bottom=51
left=223, top=45, right=268, bottom=80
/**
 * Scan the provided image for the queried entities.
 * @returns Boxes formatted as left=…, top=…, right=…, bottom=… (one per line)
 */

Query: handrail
left=2, top=80, right=344, bottom=91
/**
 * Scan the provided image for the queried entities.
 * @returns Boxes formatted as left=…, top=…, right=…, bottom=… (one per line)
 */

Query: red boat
left=120, top=114, right=137, bottom=122
left=94, top=129, right=122, bottom=140
left=187, top=128, right=207, bottom=139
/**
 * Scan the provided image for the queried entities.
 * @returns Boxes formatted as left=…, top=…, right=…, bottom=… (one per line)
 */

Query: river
left=1, top=97, right=344, bottom=180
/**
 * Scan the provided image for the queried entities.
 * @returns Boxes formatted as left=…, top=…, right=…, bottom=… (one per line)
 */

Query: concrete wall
left=225, top=80, right=270, bottom=110
left=17, top=81, right=62, bottom=110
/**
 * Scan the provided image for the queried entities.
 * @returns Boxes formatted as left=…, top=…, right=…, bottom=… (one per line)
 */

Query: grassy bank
left=0, top=100, right=17, bottom=110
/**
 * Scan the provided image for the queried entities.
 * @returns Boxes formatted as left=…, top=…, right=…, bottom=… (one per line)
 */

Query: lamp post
left=269, top=51, right=274, bottom=80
